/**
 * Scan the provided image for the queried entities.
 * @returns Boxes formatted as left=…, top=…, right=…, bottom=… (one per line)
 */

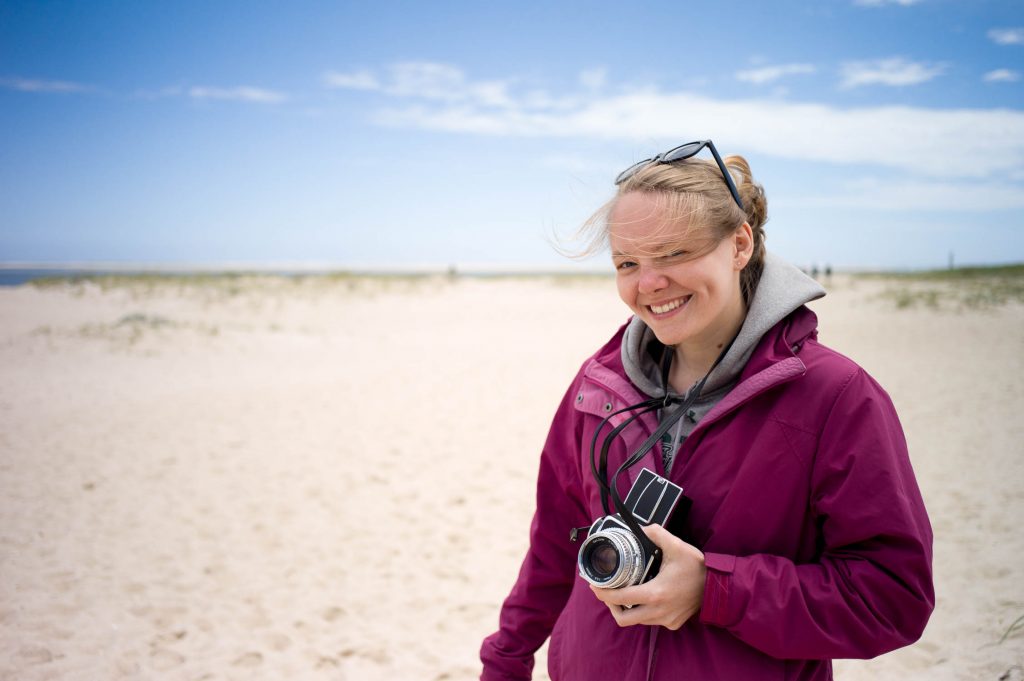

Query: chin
left=642, top=320, right=690, bottom=347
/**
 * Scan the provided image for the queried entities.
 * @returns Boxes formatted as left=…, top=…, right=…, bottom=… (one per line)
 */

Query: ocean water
left=0, top=269, right=90, bottom=287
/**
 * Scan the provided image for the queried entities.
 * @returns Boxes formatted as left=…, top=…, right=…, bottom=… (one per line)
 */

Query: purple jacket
left=481, top=306, right=934, bottom=680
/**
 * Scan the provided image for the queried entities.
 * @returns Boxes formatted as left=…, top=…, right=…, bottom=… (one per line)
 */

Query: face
left=609, top=192, right=753, bottom=351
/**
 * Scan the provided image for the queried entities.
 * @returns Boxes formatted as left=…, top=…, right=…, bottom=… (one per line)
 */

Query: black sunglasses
left=614, top=139, right=744, bottom=211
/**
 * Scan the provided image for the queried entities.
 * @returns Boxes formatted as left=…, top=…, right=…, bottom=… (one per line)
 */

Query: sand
left=1, top=273, right=1021, bottom=680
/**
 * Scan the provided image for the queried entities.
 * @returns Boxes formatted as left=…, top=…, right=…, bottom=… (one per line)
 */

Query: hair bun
left=725, top=155, right=768, bottom=231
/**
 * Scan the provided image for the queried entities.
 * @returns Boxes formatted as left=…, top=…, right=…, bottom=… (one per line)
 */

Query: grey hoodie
left=621, top=252, right=825, bottom=472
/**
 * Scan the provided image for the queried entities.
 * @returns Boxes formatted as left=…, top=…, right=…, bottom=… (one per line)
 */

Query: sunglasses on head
left=614, top=139, right=744, bottom=211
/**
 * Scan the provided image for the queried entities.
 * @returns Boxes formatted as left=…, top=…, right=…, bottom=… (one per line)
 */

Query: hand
left=589, top=523, right=706, bottom=630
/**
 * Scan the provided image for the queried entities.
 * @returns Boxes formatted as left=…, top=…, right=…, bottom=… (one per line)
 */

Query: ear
left=732, top=222, right=754, bottom=270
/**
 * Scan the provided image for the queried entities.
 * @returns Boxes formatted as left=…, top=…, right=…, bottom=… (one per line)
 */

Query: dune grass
left=25, top=271, right=457, bottom=299
left=22, top=264, right=1024, bottom=310
left=861, top=263, right=1024, bottom=310
left=999, top=614, right=1024, bottom=645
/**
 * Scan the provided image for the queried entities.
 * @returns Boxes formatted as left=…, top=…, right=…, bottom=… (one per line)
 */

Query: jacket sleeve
left=699, top=368, right=935, bottom=659
left=480, top=379, right=590, bottom=680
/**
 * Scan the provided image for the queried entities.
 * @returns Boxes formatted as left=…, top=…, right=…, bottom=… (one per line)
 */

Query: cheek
left=699, top=262, right=735, bottom=297
left=616, top=276, right=637, bottom=308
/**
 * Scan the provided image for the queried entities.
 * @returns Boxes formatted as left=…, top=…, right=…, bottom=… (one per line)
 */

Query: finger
left=611, top=602, right=657, bottom=628
left=643, top=523, right=702, bottom=563
left=592, top=583, right=658, bottom=613
left=597, top=595, right=642, bottom=624
left=641, top=523, right=678, bottom=549
left=590, top=582, right=638, bottom=606
left=590, top=583, right=628, bottom=605
left=602, top=601, right=630, bottom=627
left=589, top=583, right=612, bottom=603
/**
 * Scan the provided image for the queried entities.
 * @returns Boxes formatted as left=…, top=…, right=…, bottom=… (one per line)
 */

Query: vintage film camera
left=577, top=468, right=686, bottom=589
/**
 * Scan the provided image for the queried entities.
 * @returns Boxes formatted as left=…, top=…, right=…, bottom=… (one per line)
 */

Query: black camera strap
left=589, top=399, right=661, bottom=515
left=588, top=334, right=737, bottom=557
left=588, top=343, right=677, bottom=516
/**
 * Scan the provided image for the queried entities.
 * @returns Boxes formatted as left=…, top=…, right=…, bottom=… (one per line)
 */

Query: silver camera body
left=577, top=468, right=685, bottom=589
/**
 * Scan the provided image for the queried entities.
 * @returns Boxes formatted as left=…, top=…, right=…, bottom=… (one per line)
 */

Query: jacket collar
left=577, top=305, right=818, bottom=489
left=581, top=305, right=819, bottom=422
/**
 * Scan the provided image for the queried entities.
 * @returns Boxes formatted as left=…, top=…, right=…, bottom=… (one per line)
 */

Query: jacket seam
left=818, top=367, right=862, bottom=443
left=767, top=413, right=822, bottom=436
left=809, top=366, right=862, bottom=502
left=769, top=416, right=813, bottom=472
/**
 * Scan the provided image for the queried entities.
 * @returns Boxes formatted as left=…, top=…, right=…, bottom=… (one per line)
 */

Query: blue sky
left=1, top=0, right=1022, bottom=270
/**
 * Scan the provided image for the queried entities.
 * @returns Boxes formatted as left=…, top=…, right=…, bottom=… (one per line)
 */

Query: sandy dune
left=1, top=274, right=1021, bottom=680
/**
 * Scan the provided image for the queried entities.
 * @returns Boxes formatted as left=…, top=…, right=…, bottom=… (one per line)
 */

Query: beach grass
left=1000, top=614, right=1024, bottom=645
left=23, top=270, right=615, bottom=298
left=860, top=263, right=1024, bottom=310
left=25, top=271, right=458, bottom=300
left=20, top=264, right=1024, bottom=310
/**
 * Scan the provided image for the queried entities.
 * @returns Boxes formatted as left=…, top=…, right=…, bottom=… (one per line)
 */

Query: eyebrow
left=610, top=242, right=685, bottom=259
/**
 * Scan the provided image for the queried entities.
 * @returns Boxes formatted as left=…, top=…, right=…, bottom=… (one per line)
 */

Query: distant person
left=811, top=263, right=820, bottom=280
left=480, top=140, right=933, bottom=680
left=825, top=263, right=833, bottom=285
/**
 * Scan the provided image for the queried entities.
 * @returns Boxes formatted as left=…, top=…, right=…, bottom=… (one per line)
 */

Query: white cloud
left=374, top=91, right=1024, bottom=180
left=778, top=177, right=1024, bottom=212
left=325, top=62, right=518, bottom=108
left=0, top=77, right=88, bottom=93
left=386, top=62, right=509, bottom=105
left=984, top=69, right=1021, bottom=83
left=323, top=70, right=380, bottom=90
left=735, top=63, right=816, bottom=85
left=188, top=86, right=287, bottom=103
left=384, top=62, right=464, bottom=100
left=579, top=68, right=607, bottom=90
left=839, top=57, right=945, bottom=88
left=331, top=61, right=1024, bottom=180
left=853, top=0, right=923, bottom=6
left=521, top=89, right=584, bottom=111
left=390, top=62, right=515, bottom=107
left=988, top=28, right=1024, bottom=45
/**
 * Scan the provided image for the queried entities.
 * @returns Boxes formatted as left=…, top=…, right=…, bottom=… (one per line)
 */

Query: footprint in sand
left=17, top=645, right=54, bottom=665
left=116, top=658, right=141, bottom=675
left=264, top=632, right=292, bottom=651
left=339, top=647, right=391, bottom=665
left=150, top=648, right=185, bottom=670
left=232, top=651, right=264, bottom=667
left=152, top=630, right=188, bottom=645
left=322, top=605, right=346, bottom=622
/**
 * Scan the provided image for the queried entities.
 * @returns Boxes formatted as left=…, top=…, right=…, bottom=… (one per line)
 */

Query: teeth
left=650, top=297, right=688, bottom=314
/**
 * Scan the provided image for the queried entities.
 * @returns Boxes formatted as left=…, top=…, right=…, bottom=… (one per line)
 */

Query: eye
left=614, top=259, right=637, bottom=271
left=665, top=249, right=688, bottom=259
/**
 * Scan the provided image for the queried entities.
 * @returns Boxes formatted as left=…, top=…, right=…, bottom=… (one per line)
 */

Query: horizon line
left=1, top=259, right=1023, bottom=275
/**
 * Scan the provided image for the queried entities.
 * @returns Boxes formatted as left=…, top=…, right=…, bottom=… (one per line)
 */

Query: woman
left=479, top=141, right=934, bottom=680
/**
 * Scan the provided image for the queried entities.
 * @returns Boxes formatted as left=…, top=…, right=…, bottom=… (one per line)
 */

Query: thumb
left=643, top=523, right=704, bottom=564
left=641, top=523, right=673, bottom=546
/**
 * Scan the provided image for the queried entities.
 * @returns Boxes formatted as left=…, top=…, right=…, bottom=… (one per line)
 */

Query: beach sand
left=1, top=273, right=1021, bottom=680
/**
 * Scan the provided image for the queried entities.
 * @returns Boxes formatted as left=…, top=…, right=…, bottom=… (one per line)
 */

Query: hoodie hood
left=622, top=252, right=826, bottom=400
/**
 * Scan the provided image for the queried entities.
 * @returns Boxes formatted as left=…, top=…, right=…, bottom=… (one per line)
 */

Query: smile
left=648, top=295, right=691, bottom=315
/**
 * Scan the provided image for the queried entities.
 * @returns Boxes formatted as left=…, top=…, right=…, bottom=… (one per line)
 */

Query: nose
left=637, top=266, right=668, bottom=294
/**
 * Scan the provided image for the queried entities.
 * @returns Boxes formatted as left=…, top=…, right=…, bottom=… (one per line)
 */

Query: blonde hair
left=575, top=154, right=768, bottom=304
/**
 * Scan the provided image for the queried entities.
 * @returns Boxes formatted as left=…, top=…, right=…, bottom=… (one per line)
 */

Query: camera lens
left=577, top=527, right=646, bottom=589
left=591, top=543, right=618, bottom=577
